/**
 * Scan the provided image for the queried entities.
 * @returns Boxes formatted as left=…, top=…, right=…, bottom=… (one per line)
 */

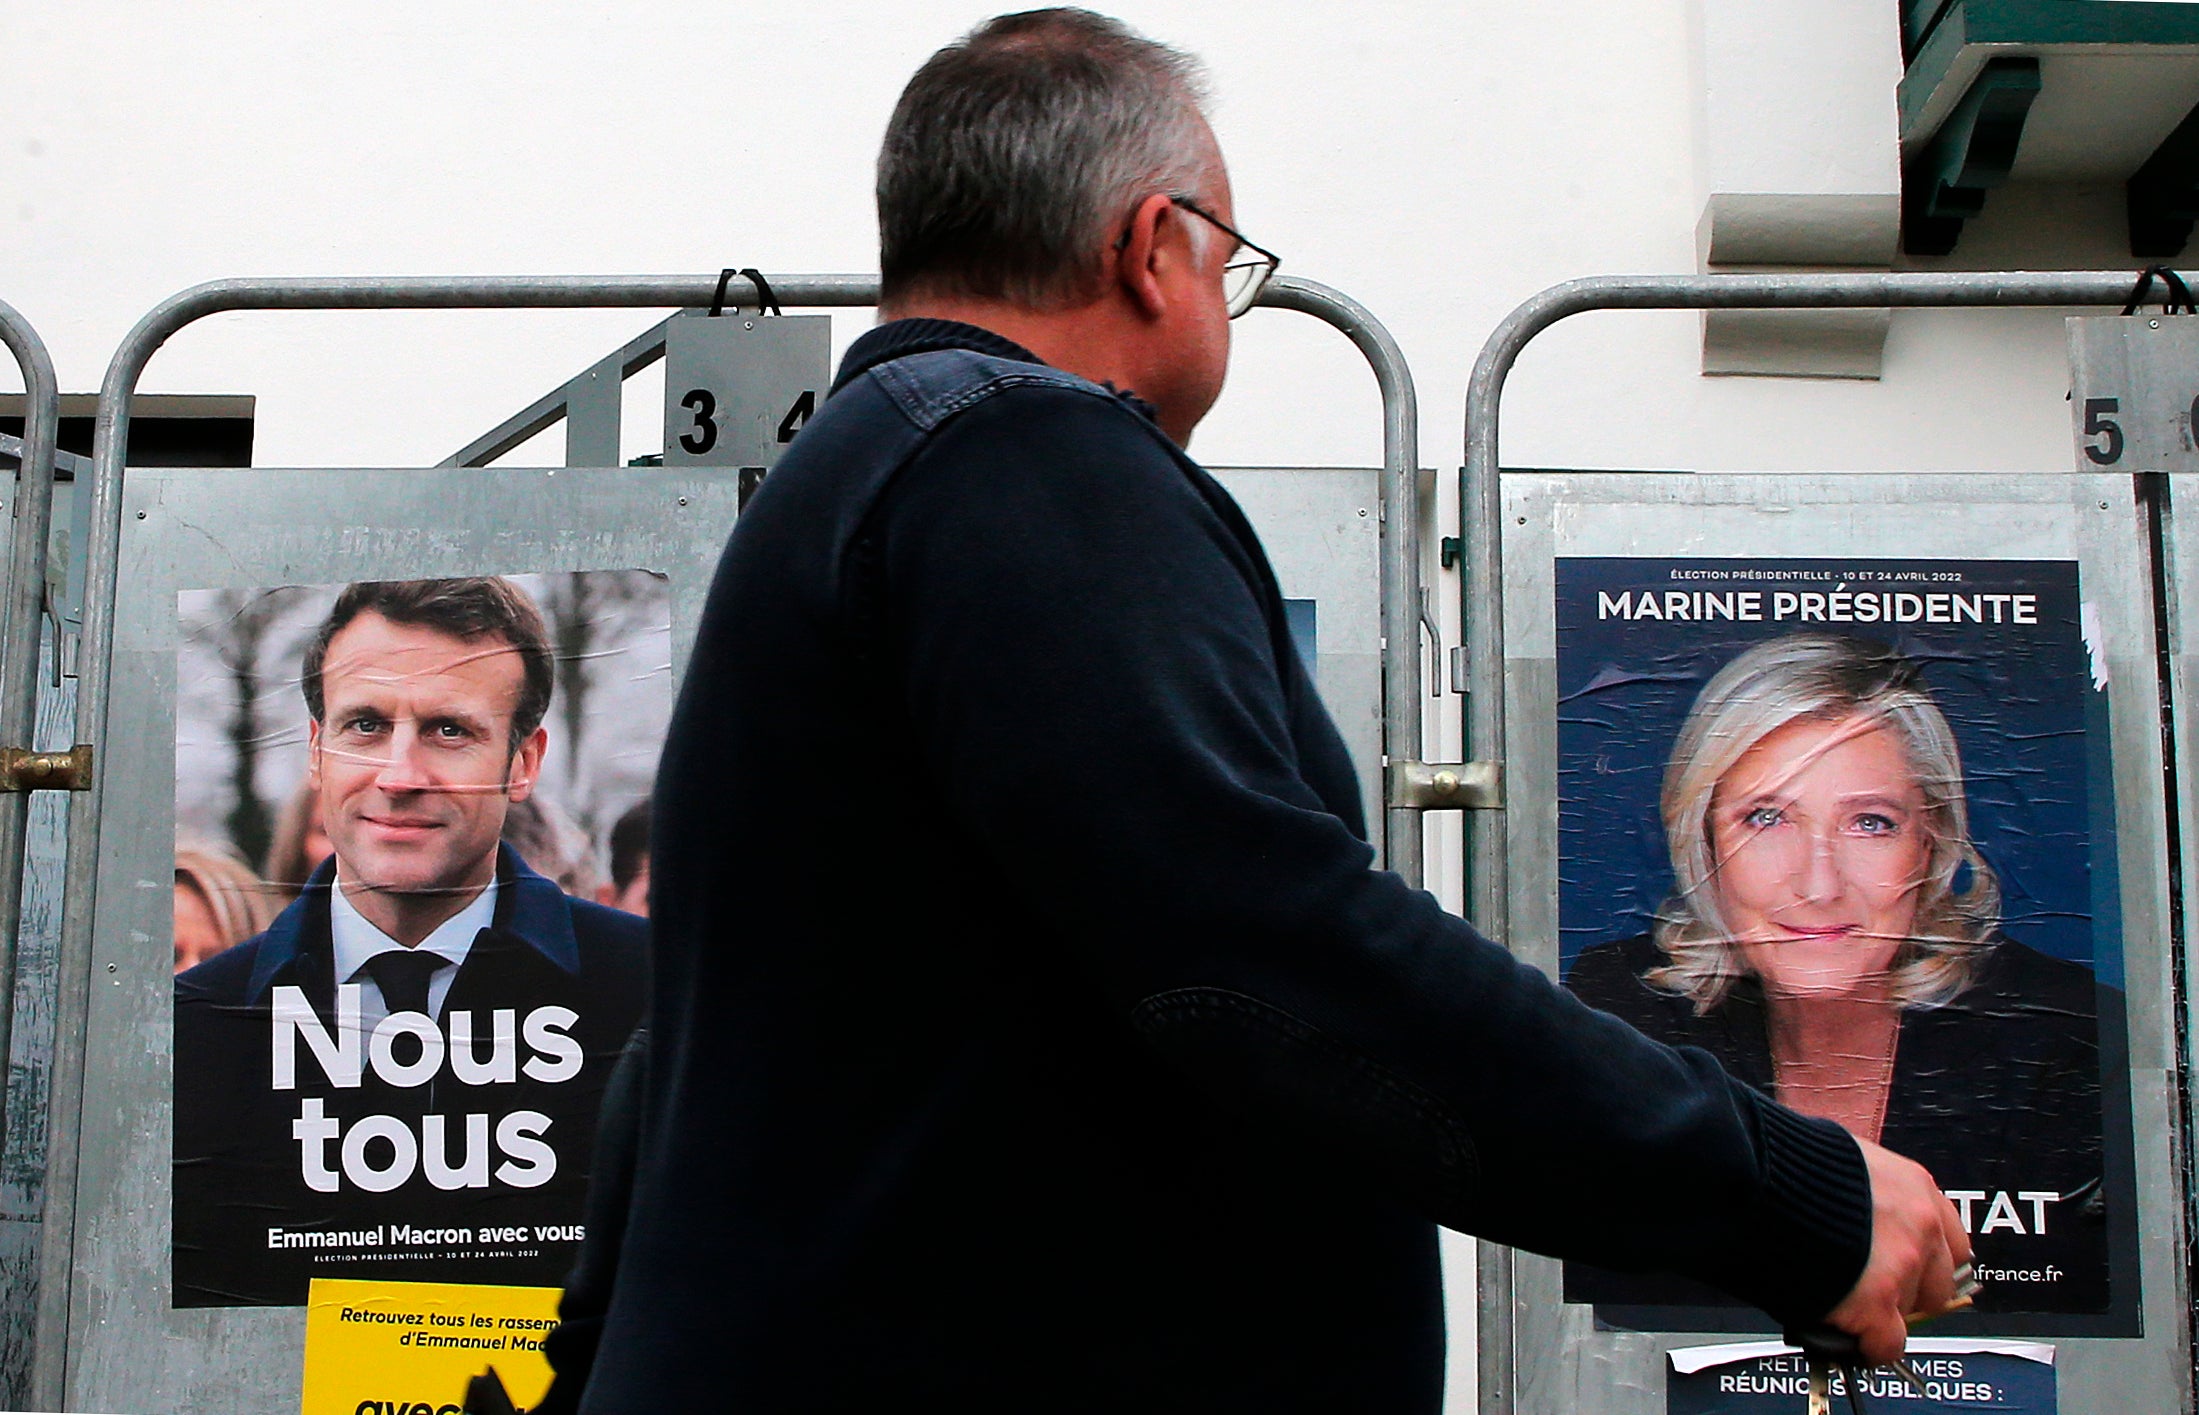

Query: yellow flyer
left=301, top=1277, right=560, bottom=1415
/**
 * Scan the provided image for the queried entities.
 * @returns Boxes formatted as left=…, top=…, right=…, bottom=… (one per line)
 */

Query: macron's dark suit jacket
left=173, top=845, right=647, bottom=1307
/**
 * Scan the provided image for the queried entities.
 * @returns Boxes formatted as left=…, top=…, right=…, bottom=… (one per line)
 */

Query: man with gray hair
left=582, top=11, right=1965, bottom=1410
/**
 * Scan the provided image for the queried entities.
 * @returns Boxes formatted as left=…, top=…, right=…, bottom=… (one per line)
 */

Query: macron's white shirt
left=329, top=872, right=497, bottom=1034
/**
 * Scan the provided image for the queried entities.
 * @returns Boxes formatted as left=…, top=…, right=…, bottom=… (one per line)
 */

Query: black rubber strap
left=2122, top=264, right=2199, bottom=316
left=740, top=267, right=783, bottom=316
left=708, top=267, right=785, bottom=318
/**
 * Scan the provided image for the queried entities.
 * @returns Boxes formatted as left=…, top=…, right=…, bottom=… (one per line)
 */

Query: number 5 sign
left=2068, top=315, right=2199, bottom=472
left=661, top=311, right=830, bottom=483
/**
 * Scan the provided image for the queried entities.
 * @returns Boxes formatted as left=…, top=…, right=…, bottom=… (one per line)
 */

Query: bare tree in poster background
left=536, top=571, right=667, bottom=843
left=176, top=587, right=312, bottom=873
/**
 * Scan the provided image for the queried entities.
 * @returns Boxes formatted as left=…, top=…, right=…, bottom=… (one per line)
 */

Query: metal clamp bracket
left=0, top=744, right=93, bottom=793
left=1385, top=759, right=1503, bottom=810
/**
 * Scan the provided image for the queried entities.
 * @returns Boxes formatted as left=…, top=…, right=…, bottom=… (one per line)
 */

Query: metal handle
left=0, top=745, right=93, bottom=793
left=1385, top=759, right=1503, bottom=810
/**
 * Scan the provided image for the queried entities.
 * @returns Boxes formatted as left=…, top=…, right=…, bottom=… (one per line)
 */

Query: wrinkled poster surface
left=172, top=571, right=667, bottom=1306
left=1556, top=557, right=2137, bottom=1335
left=1664, top=1340, right=2057, bottom=1414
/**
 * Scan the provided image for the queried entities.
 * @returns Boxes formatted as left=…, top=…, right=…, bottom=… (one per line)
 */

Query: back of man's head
left=878, top=8, right=1211, bottom=311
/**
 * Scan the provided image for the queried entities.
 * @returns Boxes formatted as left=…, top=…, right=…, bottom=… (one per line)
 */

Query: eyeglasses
left=1169, top=197, right=1282, bottom=318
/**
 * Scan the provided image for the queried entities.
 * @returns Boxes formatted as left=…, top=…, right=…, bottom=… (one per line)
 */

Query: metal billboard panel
left=1209, top=467, right=1384, bottom=841
left=0, top=633, right=74, bottom=1405
left=52, top=460, right=1381, bottom=1413
left=659, top=313, right=830, bottom=472
left=1499, top=472, right=2184, bottom=1414
left=2068, top=316, right=2199, bottom=474
left=59, top=464, right=744, bottom=1414
left=2155, top=471, right=2199, bottom=1404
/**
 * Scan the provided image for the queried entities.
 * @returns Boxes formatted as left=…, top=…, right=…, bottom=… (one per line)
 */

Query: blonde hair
left=262, top=778, right=327, bottom=897
left=1647, top=633, right=1999, bottom=1011
left=175, top=839, right=281, bottom=965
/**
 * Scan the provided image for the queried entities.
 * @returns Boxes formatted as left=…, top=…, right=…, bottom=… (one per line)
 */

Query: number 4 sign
left=661, top=311, right=831, bottom=483
left=2067, top=315, right=2199, bottom=472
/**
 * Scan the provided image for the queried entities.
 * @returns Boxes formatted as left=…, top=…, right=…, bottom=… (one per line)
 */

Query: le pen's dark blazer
left=1565, top=932, right=2113, bottom=1316
left=173, top=845, right=647, bottom=1308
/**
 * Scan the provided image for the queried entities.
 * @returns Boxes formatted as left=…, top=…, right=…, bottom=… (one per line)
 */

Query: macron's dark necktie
left=361, top=948, right=445, bottom=1018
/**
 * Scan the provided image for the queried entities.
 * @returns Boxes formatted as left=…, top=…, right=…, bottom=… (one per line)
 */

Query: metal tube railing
left=1459, top=268, right=2192, bottom=1415
left=0, top=298, right=59, bottom=1177
left=30, top=269, right=1422, bottom=1407
left=1264, top=278, right=1424, bottom=881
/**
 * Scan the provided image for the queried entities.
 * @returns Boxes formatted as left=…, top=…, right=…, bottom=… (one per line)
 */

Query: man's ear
left=305, top=718, right=324, bottom=789
left=505, top=726, right=549, bottom=802
left=1112, top=191, right=1182, bottom=321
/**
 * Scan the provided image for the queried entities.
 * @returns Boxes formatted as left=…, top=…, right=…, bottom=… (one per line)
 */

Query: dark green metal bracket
left=1902, top=57, right=2042, bottom=256
left=1903, top=0, right=1960, bottom=60
left=2130, top=100, right=2199, bottom=257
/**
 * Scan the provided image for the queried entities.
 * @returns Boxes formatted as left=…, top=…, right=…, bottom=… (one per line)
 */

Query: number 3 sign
left=661, top=311, right=831, bottom=489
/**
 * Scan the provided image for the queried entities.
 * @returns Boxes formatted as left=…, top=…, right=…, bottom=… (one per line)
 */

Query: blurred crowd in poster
left=170, top=571, right=666, bottom=1306
left=1555, top=557, right=2138, bottom=1335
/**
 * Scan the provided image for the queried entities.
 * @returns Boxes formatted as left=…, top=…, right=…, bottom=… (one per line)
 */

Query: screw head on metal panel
left=677, top=496, right=689, bottom=506
left=1385, top=758, right=1503, bottom=810
left=136, top=509, right=146, bottom=519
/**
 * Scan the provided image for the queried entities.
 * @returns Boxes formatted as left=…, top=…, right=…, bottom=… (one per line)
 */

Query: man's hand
left=1823, top=1137, right=1972, bottom=1365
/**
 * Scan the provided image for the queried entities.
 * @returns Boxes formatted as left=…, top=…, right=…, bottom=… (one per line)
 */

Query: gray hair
left=877, top=8, right=1214, bottom=309
left=1648, top=632, right=2000, bottom=1011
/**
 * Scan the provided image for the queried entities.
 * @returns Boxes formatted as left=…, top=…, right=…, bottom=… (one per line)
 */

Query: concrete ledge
left=1701, top=305, right=1894, bottom=379
left=1690, top=0, right=1902, bottom=377
left=1696, top=197, right=1898, bottom=378
left=1699, top=193, right=1902, bottom=267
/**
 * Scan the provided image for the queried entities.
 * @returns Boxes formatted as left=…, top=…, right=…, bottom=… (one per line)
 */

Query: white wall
left=0, top=0, right=2097, bottom=478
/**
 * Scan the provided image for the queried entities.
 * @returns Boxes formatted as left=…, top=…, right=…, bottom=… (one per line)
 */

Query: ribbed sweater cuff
left=1728, top=1094, right=1874, bottom=1326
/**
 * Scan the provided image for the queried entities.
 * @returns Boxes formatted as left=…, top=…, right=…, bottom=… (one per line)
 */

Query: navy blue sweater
left=580, top=320, right=1872, bottom=1413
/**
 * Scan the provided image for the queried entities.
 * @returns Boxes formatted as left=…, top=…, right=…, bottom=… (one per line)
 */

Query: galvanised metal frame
left=440, top=311, right=686, bottom=470
left=450, top=281, right=1419, bottom=871
left=0, top=431, right=86, bottom=476
left=1460, top=269, right=2199, bottom=1415
left=444, top=283, right=1418, bottom=875
left=31, top=270, right=1423, bottom=1407
left=435, top=287, right=1424, bottom=858
left=0, top=298, right=60, bottom=1174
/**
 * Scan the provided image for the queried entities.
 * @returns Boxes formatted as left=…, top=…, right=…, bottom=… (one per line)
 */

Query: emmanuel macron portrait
left=173, top=576, right=647, bottom=1307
